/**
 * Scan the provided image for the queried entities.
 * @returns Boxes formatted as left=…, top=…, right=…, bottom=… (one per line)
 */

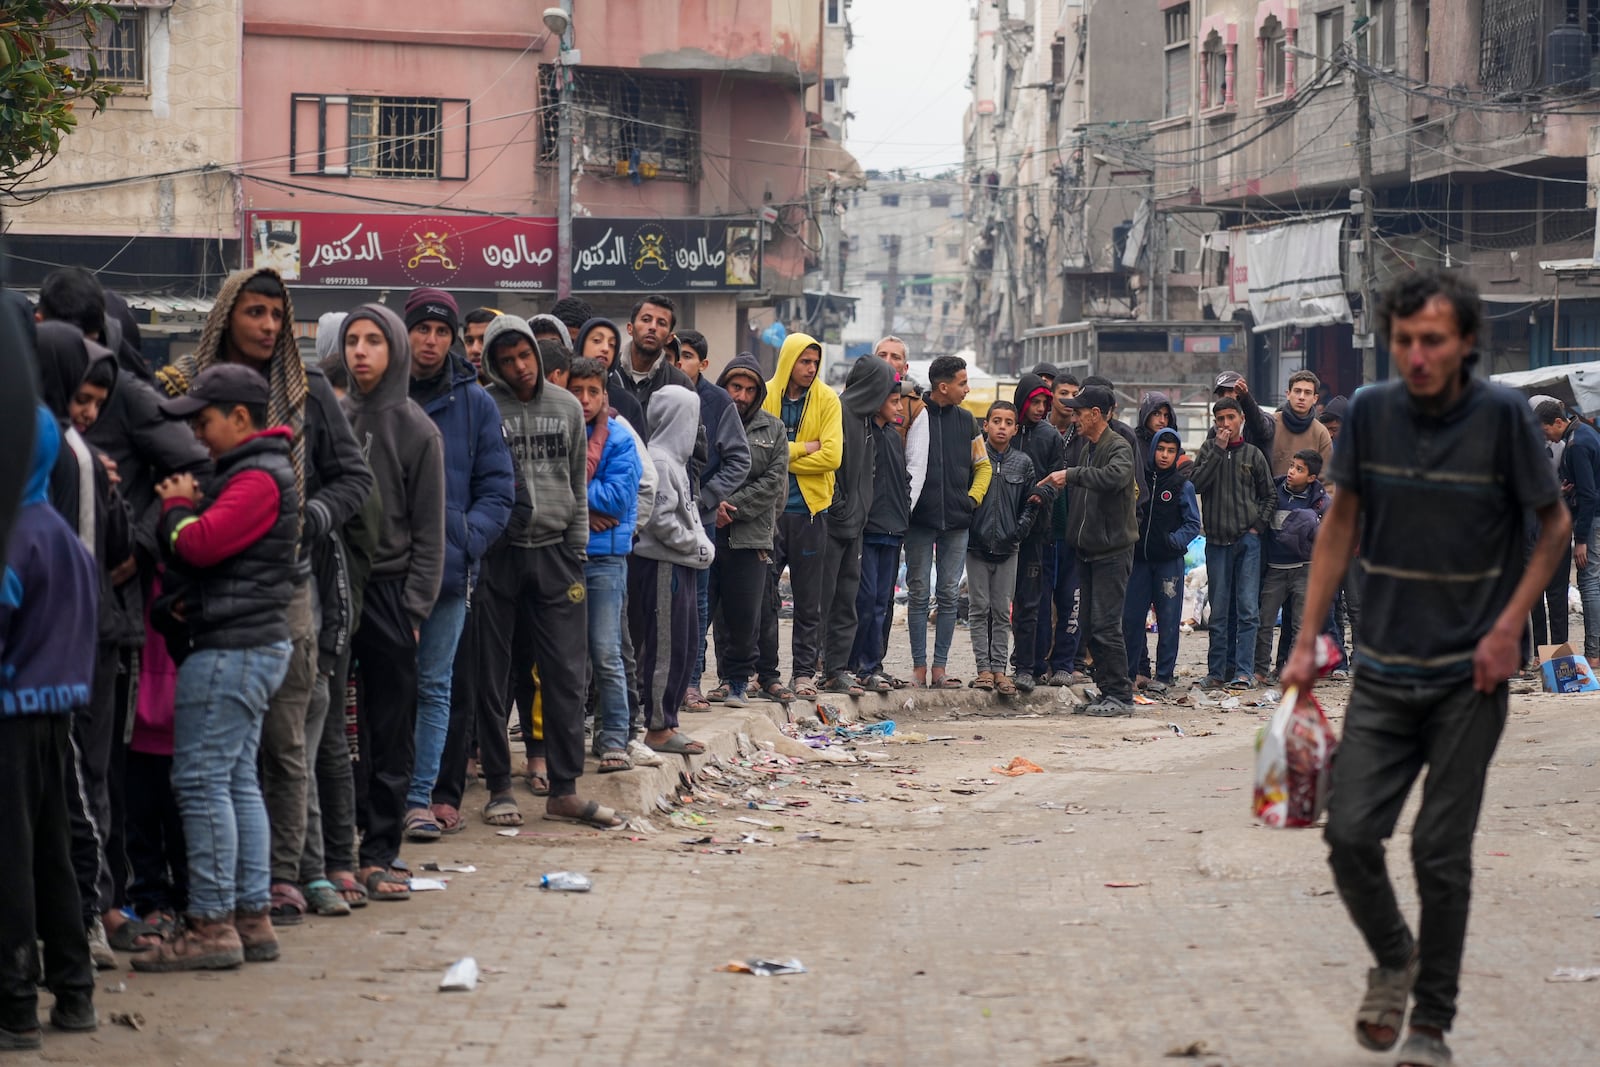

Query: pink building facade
left=241, top=0, right=823, bottom=372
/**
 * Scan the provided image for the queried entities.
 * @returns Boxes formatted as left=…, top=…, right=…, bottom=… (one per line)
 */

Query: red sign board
left=245, top=212, right=558, bottom=291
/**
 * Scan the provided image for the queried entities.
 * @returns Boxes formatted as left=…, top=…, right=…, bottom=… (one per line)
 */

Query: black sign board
left=570, top=217, right=761, bottom=292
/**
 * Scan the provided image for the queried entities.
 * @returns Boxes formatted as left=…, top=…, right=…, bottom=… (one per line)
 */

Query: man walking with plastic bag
left=1281, top=272, right=1568, bottom=1067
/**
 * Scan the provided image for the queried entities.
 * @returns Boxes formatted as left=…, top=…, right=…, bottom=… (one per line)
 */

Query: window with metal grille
left=289, top=94, right=469, bottom=180
left=1480, top=0, right=1540, bottom=90
left=540, top=67, right=697, bottom=182
left=50, top=5, right=146, bottom=87
left=1165, top=5, right=1191, bottom=118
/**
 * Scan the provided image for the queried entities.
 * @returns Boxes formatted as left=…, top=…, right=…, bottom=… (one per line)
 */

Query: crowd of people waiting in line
left=0, top=258, right=1483, bottom=1049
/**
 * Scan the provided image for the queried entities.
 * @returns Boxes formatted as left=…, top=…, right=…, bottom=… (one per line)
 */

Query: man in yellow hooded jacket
left=754, top=334, right=842, bottom=701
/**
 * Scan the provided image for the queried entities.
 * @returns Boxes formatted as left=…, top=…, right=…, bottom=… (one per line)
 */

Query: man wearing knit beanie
left=404, top=288, right=461, bottom=379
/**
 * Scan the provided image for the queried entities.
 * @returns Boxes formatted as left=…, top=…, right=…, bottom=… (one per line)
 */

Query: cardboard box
left=1537, top=644, right=1600, bottom=694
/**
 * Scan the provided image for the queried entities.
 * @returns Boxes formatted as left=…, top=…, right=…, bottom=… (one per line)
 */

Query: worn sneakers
left=130, top=915, right=244, bottom=972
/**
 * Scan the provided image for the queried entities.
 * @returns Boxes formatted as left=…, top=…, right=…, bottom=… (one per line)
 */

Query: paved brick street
left=15, top=624, right=1600, bottom=1067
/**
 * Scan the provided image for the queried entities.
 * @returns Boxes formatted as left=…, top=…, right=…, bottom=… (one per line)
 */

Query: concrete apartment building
left=2, top=1, right=241, bottom=360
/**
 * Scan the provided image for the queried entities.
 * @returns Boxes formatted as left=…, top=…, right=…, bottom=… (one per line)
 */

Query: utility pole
left=884, top=233, right=902, bottom=337
left=555, top=0, right=575, bottom=299
left=1352, top=0, right=1378, bottom=380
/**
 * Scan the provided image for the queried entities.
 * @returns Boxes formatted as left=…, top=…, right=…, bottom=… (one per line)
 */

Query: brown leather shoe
left=130, top=915, right=243, bottom=972
left=233, top=906, right=280, bottom=963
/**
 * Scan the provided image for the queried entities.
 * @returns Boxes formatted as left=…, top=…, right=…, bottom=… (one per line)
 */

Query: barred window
left=541, top=67, right=698, bottom=182
left=349, top=97, right=441, bottom=179
left=289, top=94, right=469, bottom=180
left=50, top=5, right=146, bottom=87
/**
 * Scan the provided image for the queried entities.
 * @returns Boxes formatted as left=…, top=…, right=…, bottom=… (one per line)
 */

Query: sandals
left=646, top=732, right=706, bottom=755
left=431, top=803, right=465, bottom=835
left=970, top=671, right=995, bottom=691
left=760, top=682, right=795, bottom=703
left=931, top=674, right=964, bottom=689
left=542, top=800, right=623, bottom=829
left=597, top=748, right=632, bottom=773
left=820, top=674, right=864, bottom=697
left=1356, top=953, right=1419, bottom=1051
left=792, top=677, right=819, bottom=699
left=328, top=873, right=369, bottom=908
left=862, top=672, right=893, bottom=694
left=995, top=674, right=1018, bottom=696
left=403, top=807, right=442, bottom=842
left=1393, top=1031, right=1452, bottom=1067
left=524, top=761, right=550, bottom=796
left=681, top=687, right=712, bottom=712
left=104, top=916, right=162, bottom=952
left=302, top=879, right=352, bottom=917
left=362, top=868, right=411, bottom=902
left=705, top=683, right=730, bottom=703
left=269, top=882, right=307, bottom=926
left=482, top=796, right=524, bottom=826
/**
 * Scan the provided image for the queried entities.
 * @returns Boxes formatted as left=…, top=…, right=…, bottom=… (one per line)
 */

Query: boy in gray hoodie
left=473, top=315, right=619, bottom=829
left=338, top=305, right=445, bottom=901
left=629, top=385, right=715, bottom=756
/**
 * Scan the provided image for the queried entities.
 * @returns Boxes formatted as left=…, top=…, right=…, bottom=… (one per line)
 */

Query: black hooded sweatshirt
left=1012, top=373, right=1066, bottom=544
left=830, top=356, right=900, bottom=541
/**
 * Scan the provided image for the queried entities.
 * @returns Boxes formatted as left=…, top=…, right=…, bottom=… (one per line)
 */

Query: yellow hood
left=762, top=332, right=842, bottom=516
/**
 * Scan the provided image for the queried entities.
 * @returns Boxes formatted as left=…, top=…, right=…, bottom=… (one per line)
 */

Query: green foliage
left=0, top=2, right=120, bottom=190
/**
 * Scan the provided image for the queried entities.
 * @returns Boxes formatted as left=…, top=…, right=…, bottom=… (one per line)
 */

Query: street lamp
left=547, top=3, right=576, bottom=299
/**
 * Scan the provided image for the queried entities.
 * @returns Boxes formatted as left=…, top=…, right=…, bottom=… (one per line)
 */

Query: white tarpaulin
left=1492, top=361, right=1600, bottom=418
left=1239, top=217, right=1352, bottom=333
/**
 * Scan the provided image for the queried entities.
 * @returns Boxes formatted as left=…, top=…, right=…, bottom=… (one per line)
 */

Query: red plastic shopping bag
left=1253, top=685, right=1338, bottom=828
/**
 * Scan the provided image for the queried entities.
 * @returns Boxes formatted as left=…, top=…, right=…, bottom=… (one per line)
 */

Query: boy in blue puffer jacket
left=1255, top=448, right=1329, bottom=681
left=566, top=358, right=643, bottom=772
left=0, top=411, right=99, bottom=1049
left=1123, top=427, right=1201, bottom=691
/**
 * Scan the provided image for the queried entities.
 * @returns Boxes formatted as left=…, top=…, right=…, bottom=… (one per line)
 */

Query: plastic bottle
left=539, top=871, right=593, bottom=892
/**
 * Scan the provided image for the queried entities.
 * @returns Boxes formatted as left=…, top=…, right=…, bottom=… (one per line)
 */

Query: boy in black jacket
left=1123, top=428, right=1201, bottom=691
left=967, top=403, right=1052, bottom=695
left=849, top=379, right=913, bottom=689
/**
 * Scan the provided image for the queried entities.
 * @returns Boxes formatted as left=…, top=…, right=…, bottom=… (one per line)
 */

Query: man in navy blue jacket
left=1539, top=400, right=1600, bottom=663
left=403, top=288, right=514, bottom=840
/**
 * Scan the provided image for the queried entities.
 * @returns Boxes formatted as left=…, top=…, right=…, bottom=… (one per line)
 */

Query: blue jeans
left=905, top=525, right=969, bottom=669
left=1124, top=556, right=1185, bottom=682
left=850, top=540, right=901, bottom=675
left=586, top=555, right=632, bottom=754
left=1206, top=534, right=1262, bottom=681
left=408, top=593, right=467, bottom=809
left=171, top=642, right=292, bottom=920
left=692, top=564, right=711, bottom=686
left=1578, top=524, right=1600, bottom=660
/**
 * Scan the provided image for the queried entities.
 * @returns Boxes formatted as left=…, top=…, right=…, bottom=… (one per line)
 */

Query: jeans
left=966, top=553, right=1018, bottom=674
left=171, top=642, right=292, bottom=920
left=408, top=593, right=467, bottom=810
left=1325, top=674, right=1506, bottom=1032
left=905, top=525, right=970, bottom=669
left=850, top=540, right=901, bottom=676
left=1577, top=525, right=1600, bottom=660
left=1123, top=555, right=1185, bottom=683
left=1205, top=533, right=1262, bottom=681
left=586, top=555, right=632, bottom=754
left=1080, top=549, right=1133, bottom=703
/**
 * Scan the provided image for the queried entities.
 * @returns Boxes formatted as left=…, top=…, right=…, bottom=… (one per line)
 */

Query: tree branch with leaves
left=0, top=2, right=120, bottom=194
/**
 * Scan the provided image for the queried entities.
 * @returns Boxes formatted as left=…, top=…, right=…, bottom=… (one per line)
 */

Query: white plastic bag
left=1253, top=686, right=1337, bottom=828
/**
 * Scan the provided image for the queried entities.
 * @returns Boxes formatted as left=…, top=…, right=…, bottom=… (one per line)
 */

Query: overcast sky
left=844, top=0, right=972, bottom=177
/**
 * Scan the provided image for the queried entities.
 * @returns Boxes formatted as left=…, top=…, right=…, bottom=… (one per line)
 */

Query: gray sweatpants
left=966, top=553, right=1018, bottom=675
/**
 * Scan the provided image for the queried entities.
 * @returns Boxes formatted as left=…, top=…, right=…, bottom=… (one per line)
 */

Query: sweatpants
left=261, top=581, right=318, bottom=885
left=1325, top=675, right=1506, bottom=1033
left=820, top=531, right=864, bottom=680
left=69, top=645, right=118, bottom=919
left=64, top=730, right=106, bottom=930
left=1255, top=564, right=1309, bottom=676
left=1036, top=539, right=1082, bottom=677
left=0, top=716, right=94, bottom=1034
left=351, top=578, right=418, bottom=872
left=466, top=543, right=587, bottom=799
left=123, top=749, right=187, bottom=918
left=1080, top=548, right=1133, bottom=703
left=708, top=534, right=766, bottom=687
left=1009, top=539, right=1046, bottom=677
left=629, top=556, right=699, bottom=732
left=758, top=510, right=828, bottom=686
left=850, top=539, right=902, bottom=676
left=967, top=553, right=1018, bottom=675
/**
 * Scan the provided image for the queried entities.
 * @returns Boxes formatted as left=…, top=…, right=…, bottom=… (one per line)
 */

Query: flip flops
left=482, top=796, right=524, bottom=826
left=362, top=868, right=411, bottom=902
left=542, top=800, right=623, bottom=829
left=328, top=873, right=369, bottom=908
left=646, top=732, right=706, bottom=755
left=302, top=879, right=352, bottom=917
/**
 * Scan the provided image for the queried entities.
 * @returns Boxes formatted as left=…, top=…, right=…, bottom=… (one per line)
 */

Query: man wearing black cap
left=1057, top=386, right=1138, bottom=714
left=1030, top=363, right=1058, bottom=387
